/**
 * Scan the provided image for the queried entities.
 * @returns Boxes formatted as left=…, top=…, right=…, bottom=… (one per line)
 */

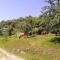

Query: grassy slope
left=0, top=34, right=60, bottom=60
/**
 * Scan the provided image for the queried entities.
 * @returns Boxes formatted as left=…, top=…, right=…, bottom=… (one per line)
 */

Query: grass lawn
left=0, top=34, right=60, bottom=60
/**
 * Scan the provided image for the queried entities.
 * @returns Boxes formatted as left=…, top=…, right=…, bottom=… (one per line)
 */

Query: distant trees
left=0, top=0, right=60, bottom=37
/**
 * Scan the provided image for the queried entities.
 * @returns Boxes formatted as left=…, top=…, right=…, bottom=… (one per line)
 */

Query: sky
left=0, top=0, right=48, bottom=21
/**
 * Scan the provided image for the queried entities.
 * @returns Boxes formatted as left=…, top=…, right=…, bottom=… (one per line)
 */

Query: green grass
left=0, top=34, right=60, bottom=60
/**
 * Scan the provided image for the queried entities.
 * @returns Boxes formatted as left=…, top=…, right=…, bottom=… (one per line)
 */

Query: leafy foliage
left=0, top=0, right=60, bottom=36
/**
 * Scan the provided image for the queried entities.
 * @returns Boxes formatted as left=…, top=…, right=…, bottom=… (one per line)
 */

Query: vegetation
left=0, top=0, right=60, bottom=36
left=0, top=0, right=60, bottom=60
left=0, top=34, right=60, bottom=60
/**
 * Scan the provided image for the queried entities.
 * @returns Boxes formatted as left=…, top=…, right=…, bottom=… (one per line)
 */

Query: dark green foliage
left=8, top=26, right=14, bottom=36
left=50, top=37, right=60, bottom=44
left=0, top=29, right=3, bottom=36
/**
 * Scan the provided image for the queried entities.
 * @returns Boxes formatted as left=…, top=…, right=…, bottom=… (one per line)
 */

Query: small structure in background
left=17, top=32, right=28, bottom=39
left=41, top=31, right=49, bottom=35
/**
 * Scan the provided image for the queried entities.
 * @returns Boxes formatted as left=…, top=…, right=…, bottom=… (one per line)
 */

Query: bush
left=32, top=28, right=38, bottom=34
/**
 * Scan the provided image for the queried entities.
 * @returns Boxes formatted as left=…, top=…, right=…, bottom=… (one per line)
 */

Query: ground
left=0, top=34, right=60, bottom=60
left=0, top=48, right=24, bottom=60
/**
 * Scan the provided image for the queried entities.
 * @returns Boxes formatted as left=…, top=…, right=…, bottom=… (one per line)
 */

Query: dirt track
left=0, top=48, right=24, bottom=60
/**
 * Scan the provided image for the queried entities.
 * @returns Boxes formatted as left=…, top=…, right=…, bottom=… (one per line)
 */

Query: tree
left=41, top=0, right=60, bottom=35
left=41, top=0, right=56, bottom=32
left=8, top=26, right=14, bottom=36
left=0, top=29, right=3, bottom=36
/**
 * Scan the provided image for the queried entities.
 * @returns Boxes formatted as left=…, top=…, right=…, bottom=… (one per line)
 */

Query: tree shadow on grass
left=50, top=37, right=60, bottom=44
